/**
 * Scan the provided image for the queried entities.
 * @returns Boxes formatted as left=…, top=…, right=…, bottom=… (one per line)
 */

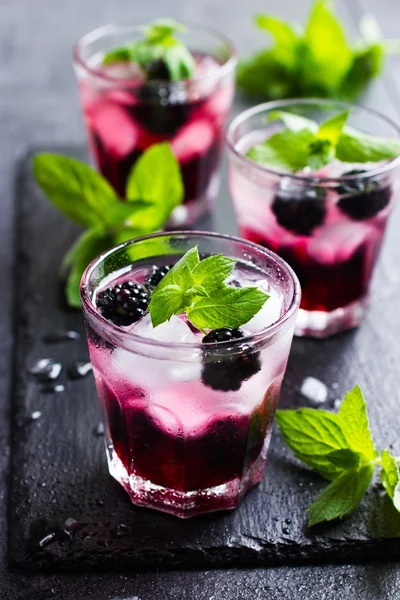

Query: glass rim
left=225, top=98, right=400, bottom=183
left=81, top=230, right=301, bottom=351
left=73, top=21, right=238, bottom=89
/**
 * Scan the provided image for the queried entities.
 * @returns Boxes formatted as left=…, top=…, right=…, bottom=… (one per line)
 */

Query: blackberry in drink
left=74, top=21, right=236, bottom=225
left=81, top=232, right=300, bottom=517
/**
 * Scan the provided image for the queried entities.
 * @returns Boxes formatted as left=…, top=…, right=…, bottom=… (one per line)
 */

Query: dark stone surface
left=2, top=0, right=400, bottom=598
left=7, top=146, right=400, bottom=574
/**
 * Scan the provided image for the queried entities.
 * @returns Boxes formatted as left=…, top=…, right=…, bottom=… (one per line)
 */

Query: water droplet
left=29, top=359, right=62, bottom=382
left=285, top=518, right=292, bottom=525
left=331, top=382, right=339, bottom=389
left=43, top=330, right=81, bottom=344
left=93, top=422, right=104, bottom=437
left=41, top=383, right=65, bottom=394
left=31, top=411, right=42, bottom=420
left=40, top=482, right=46, bottom=487
left=116, top=523, right=129, bottom=537
left=38, top=532, right=57, bottom=548
left=300, top=377, right=328, bottom=405
left=67, top=361, right=92, bottom=379
left=282, top=526, right=290, bottom=535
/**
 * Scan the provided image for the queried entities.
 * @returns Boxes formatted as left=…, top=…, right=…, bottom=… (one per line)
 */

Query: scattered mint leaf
left=307, top=464, right=374, bottom=526
left=148, top=247, right=269, bottom=330
left=237, top=1, right=400, bottom=102
left=64, top=228, right=112, bottom=308
left=187, top=286, right=269, bottom=331
left=336, top=127, right=400, bottom=163
left=126, top=141, right=184, bottom=230
left=275, top=408, right=349, bottom=480
left=103, top=18, right=195, bottom=81
left=380, top=450, right=400, bottom=511
left=338, top=385, right=378, bottom=461
left=325, top=449, right=361, bottom=470
left=33, top=154, right=118, bottom=229
left=246, top=128, right=315, bottom=172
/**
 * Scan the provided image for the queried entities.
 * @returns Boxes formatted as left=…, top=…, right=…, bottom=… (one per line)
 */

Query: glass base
left=295, top=297, right=368, bottom=338
left=107, top=446, right=265, bottom=519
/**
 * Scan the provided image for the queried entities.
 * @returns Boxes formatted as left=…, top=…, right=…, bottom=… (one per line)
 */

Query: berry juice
left=81, top=233, right=300, bottom=517
left=74, top=25, right=236, bottom=224
left=227, top=103, right=399, bottom=337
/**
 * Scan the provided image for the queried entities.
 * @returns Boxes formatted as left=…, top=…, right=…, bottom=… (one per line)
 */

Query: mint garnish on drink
left=103, top=18, right=196, bottom=81
left=246, top=109, right=400, bottom=172
left=276, top=385, right=400, bottom=526
left=148, top=247, right=270, bottom=330
left=33, top=142, right=184, bottom=307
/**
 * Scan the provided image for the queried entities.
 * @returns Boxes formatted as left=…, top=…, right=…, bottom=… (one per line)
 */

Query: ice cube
left=171, top=119, right=214, bottom=163
left=92, top=102, right=139, bottom=157
left=307, top=222, right=375, bottom=265
left=300, top=377, right=328, bottom=405
left=201, top=83, right=234, bottom=120
left=243, top=287, right=283, bottom=332
left=131, top=314, right=199, bottom=345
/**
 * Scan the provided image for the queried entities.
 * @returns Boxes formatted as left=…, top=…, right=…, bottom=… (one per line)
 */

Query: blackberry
left=144, top=264, right=173, bottom=291
left=145, top=59, right=170, bottom=81
left=272, top=183, right=327, bottom=236
left=96, top=281, right=149, bottom=326
left=201, top=328, right=261, bottom=391
left=336, top=169, right=391, bottom=221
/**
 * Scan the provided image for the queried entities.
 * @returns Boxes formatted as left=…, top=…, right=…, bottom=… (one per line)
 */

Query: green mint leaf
left=163, top=42, right=196, bottom=81
left=33, top=153, right=118, bottom=229
left=338, top=44, right=384, bottom=101
left=380, top=450, right=400, bottom=512
left=65, top=229, right=112, bottom=308
left=126, top=142, right=184, bottom=230
left=144, top=18, right=186, bottom=42
left=317, top=109, right=349, bottom=145
left=336, top=127, right=400, bottom=163
left=187, top=286, right=269, bottom=331
left=325, top=449, right=361, bottom=470
left=102, top=47, right=131, bottom=65
left=275, top=408, right=350, bottom=480
left=148, top=285, right=185, bottom=328
left=338, top=385, right=378, bottom=461
left=255, top=14, right=299, bottom=66
left=267, top=110, right=318, bottom=132
left=246, top=128, right=315, bottom=172
left=237, top=50, right=296, bottom=100
left=308, top=464, right=374, bottom=526
left=154, top=246, right=199, bottom=294
left=191, top=254, right=236, bottom=295
left=308, top=139, right=334, bottom=170
left=304, top=0, right=352, bottom=90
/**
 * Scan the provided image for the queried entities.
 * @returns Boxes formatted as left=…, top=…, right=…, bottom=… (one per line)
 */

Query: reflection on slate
left=8, top=147, right=400, bottom=571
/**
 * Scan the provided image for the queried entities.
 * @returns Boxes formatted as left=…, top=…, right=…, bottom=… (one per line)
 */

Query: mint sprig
left=247, top=109, right=400, bottom=172
left=237, top=1, right=400, bottom=102
left=148, top=247, right=269, bottom=330
left=102, top=18, right=195, bottom=82
left=33, top=142, right=183, bottom=308
left=276, top=385, right=400, bottom=526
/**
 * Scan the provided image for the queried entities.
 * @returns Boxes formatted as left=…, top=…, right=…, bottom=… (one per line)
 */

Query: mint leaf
left=380, top=450, right=400, bottom=512
left=64, top=229, right=112, bottom=308
left=275, top=408, right=350, bottom=480
left=339, top=44, right=384, bottom=101
left=148, top=285, right=185, bottom=328
left=308, top=464, right=374, bottom=526
left=154, top=246, right=199, bottom=293
left=308, top=139, right=334, bottom=170
left=163, top=42, right=196, bottom=81
left=303, top=0, right=352, bottom=91
left=33, top=154, right=118, bottom=229
left=144, top=18, right=186, bottom=41
left=325, top=449, right=361, bottom=470
left=317, top=109, right=349, bottom=145
left=246, top=128, right=315, bottom=172
left=102, top=47, right=131, bottom=65
left=267, top=110, right=317, bottom=132
left=126, top=142, right=184, bottom=230
left=255, top=14, right=299, bottom=66
left=187, top=286, right=269, bottom=331
left=338, top=385, right=377, bottom=461
left=337, top=127, right=400, bottom=163
left=190, top=254, right=236, bottom=295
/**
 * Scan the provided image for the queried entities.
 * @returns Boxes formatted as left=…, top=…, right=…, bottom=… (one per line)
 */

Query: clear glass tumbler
left=81, top=231, right=300, bottom=517
left=226, top=99, right=400, bottom=338
left=73, top=23, right=237, bottom=225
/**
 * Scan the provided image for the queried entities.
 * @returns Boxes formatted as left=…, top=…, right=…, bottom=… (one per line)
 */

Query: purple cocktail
left=227, top=100, right=400, bottom=337
left=74, top=23, right=236, bottom=225
left=81, top=232, right=300, bottom=517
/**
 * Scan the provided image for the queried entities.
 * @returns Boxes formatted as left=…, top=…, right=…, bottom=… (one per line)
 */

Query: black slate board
left=8, top=146, right=400, bottom=572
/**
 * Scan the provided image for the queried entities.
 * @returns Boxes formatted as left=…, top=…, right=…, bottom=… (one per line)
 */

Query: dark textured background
left=2, top=0, right=400, bottom=598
